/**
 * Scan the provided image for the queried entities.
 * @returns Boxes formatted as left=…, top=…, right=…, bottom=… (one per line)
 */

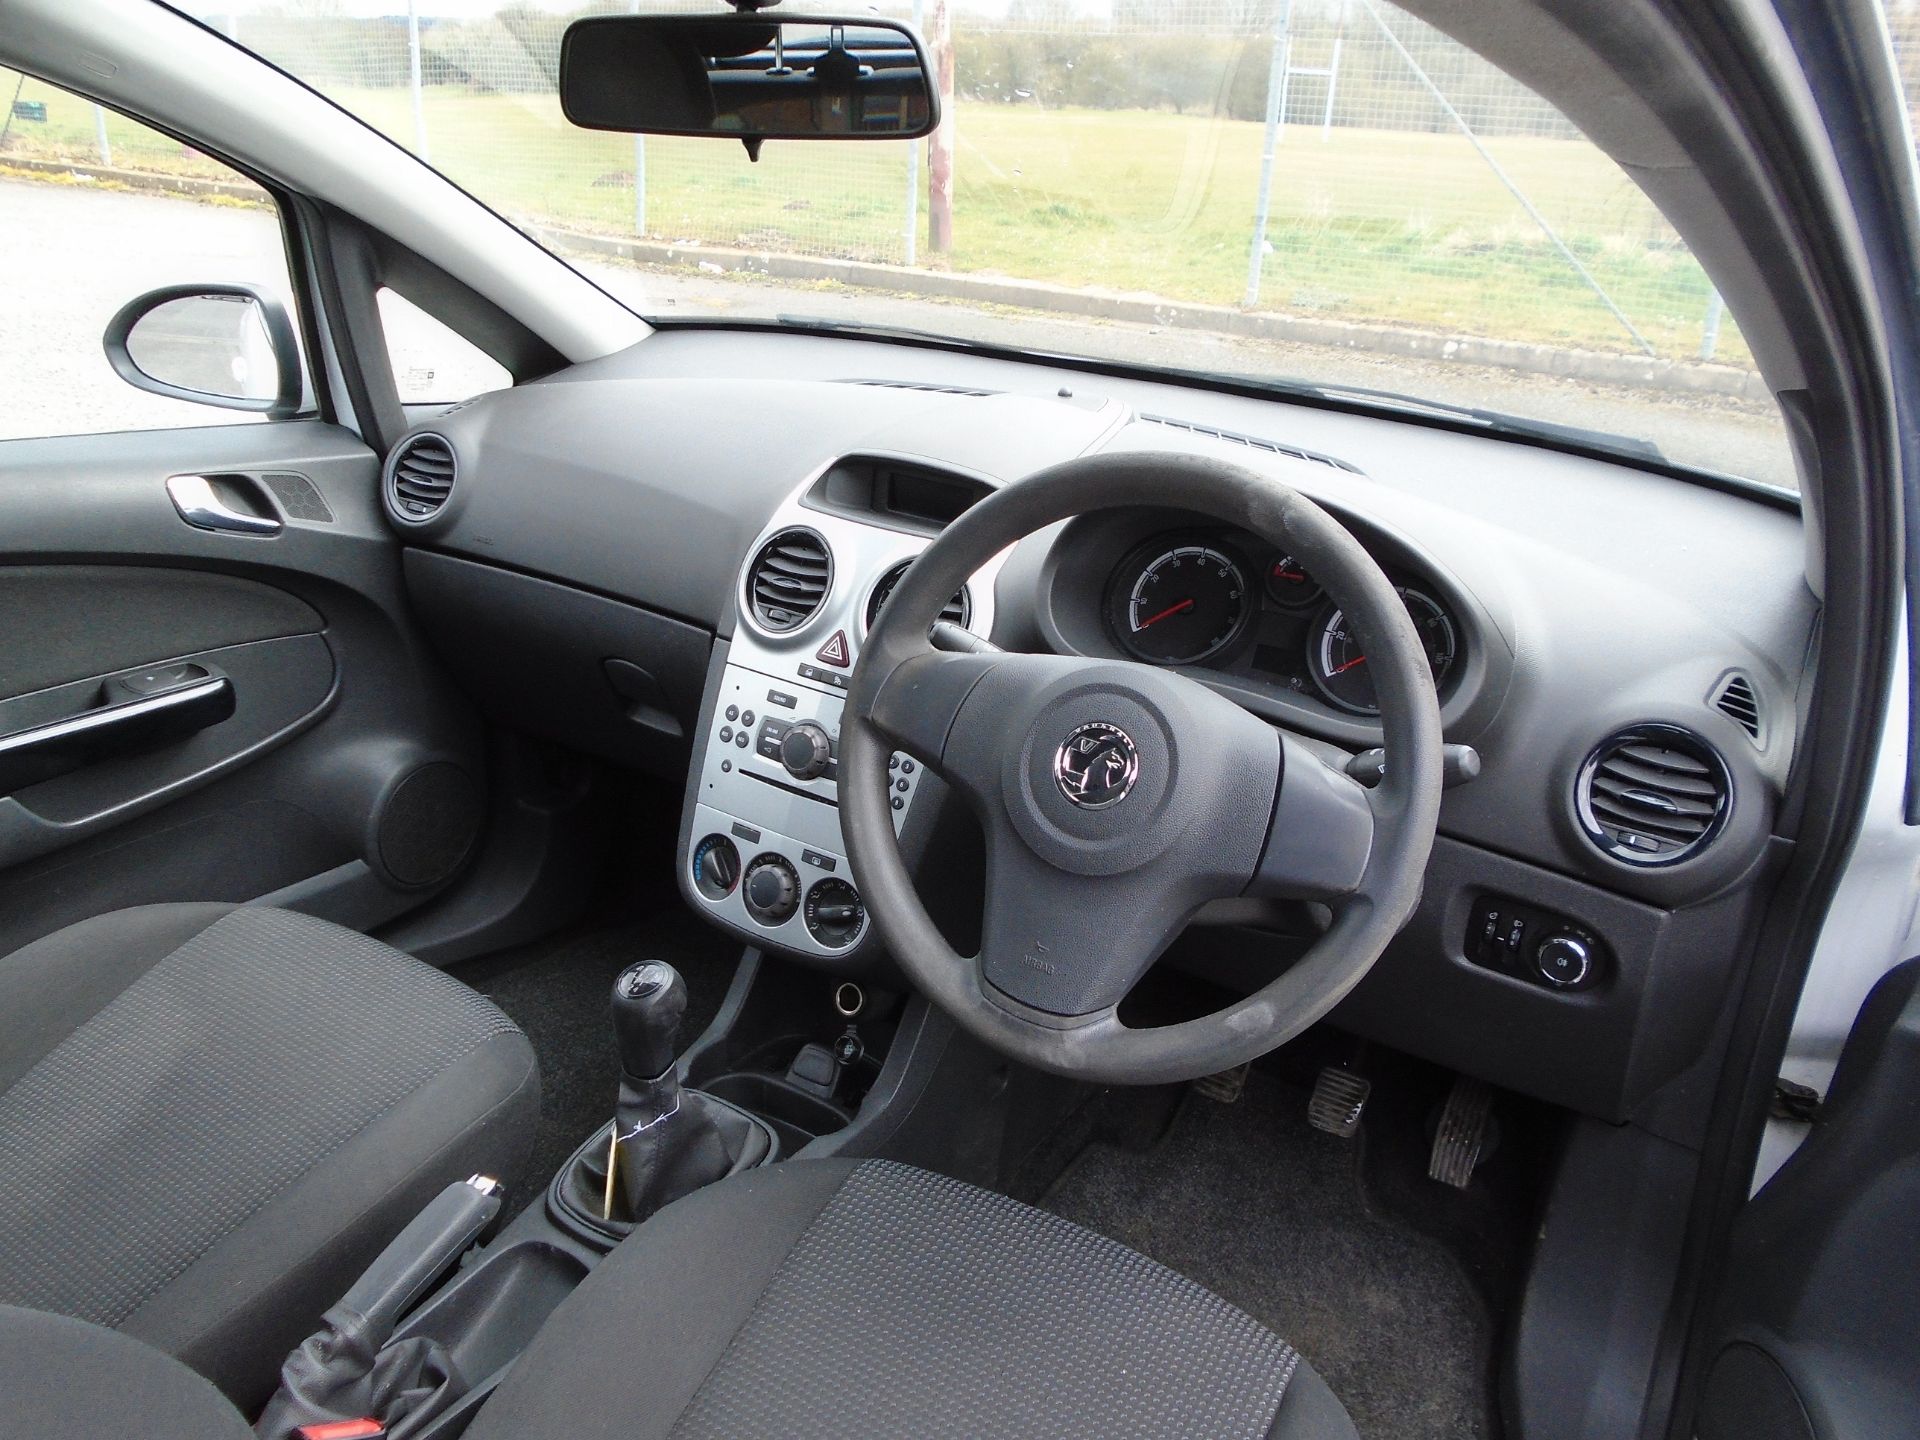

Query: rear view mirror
left=560, top=14, right=938, bottom=146
left=103, top=284, right=302, bottom=418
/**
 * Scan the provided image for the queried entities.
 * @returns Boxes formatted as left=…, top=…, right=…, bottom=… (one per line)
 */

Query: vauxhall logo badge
left=1054, top=722, right=1141, bottom=810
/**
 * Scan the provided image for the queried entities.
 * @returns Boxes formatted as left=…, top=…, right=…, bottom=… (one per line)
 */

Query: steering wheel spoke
left=1248, top=733, right=1379, bottom=902
left=866, top=647, right=1001, bottom=773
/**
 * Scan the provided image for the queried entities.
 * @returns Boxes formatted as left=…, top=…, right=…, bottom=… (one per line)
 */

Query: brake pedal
left=1194, top=1061, right=1250, bottom=1103
left=1307, top=1066, right=1371, bottom=1137
left=1429, top=1075, right=1495, bottom=1188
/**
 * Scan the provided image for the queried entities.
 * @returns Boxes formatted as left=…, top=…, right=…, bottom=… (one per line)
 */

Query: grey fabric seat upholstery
left=0, top=903, right=539, bottom=1410
left=468, top=1158, right=1360, bottom=1440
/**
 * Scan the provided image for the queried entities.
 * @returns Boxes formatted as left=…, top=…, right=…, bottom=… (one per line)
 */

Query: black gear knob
left=610, top=961, right=688, bottom=1081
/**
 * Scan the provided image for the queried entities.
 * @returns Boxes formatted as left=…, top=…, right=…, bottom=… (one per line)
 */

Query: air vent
left=1575, top=725, right=1731, bottom=867
left=745, top=527, right=833, bottom=633
left=1711, top=671, right=1763, bottom=741
left=1138, top=414, right=1359, bottom=472
left=841, top=378, right=998, bottom=397
left=865, top=559, right=971, bottom=632
left=385, top=432, right=456, bottom=523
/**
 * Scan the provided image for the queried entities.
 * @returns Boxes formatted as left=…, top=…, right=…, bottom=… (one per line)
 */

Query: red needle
left=1330, top=654, right=1368, bottom=675
left=1274, top=568, right=1307, bottom=582
left=1136, top=598, right=1195, bottom=630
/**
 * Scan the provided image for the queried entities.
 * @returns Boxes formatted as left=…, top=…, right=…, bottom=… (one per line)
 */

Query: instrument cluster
left=1093, top=527, right=1463, bottom=718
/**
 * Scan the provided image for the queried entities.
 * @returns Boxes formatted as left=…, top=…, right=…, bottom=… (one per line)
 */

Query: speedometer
left=1308, top=587, right=1458, bottom=714
left=1107, top=542, right=1250, bottom=665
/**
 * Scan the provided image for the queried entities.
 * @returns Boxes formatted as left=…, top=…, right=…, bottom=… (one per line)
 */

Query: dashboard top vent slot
left=1711, top=671, right=1763, bottom=741
left=1137, top=414, right=1359, bottom=472
left=1575, top=725, right=1731, bottom=867
left=865, top=559, right=971, bottom=633
left=385, top=432, right=456, bottom=523
left=745, top=527, right=833, bottom=634
left=841, top=378, right=999, bottom=398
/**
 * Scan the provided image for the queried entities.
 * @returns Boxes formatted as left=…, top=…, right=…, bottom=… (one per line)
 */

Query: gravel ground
left=3, top=176, right=1794, bottom=488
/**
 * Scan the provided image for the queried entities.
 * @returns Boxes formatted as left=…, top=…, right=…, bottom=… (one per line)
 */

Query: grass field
left=2, top=69, right=1743, bottom=364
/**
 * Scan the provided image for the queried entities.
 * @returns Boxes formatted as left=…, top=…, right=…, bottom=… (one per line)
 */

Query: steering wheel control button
left=742, top=854, right=801, bottom=926
left=1054, top=721, right=1141, bottom=810
left=803, top=877, right=866, bottom=949
left=815, top=630, right=851, bottom=667
left=1535, top=935, right=1594, bottom=989
left=779, top=721, right=834, bottom=781
left=691, top=834, right=742, bottom=901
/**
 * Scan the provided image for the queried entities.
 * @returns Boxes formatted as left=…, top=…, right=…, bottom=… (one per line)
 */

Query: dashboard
left=386, top=326, right=1817, bottom=1138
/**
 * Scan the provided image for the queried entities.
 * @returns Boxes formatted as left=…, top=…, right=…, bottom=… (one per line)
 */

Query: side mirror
left=103, top=284, right=303, bottom=419
left=560, top=14, right=938, bottom=145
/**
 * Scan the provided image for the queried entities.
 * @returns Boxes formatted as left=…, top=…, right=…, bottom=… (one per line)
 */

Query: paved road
left=4, top=178, right=1793, bottom=488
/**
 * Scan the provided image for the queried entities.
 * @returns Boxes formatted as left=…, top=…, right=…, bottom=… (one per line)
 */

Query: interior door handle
left=0, top=666, right=236, bottom=797
left=167, top=474, right=282, bottom=535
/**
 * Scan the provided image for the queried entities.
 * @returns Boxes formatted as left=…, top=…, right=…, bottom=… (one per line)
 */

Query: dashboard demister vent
left=385, top=432, right=456, bottom=522
left=866, top=559, right=970, bottom=632
left=1575, top=725, right=1730, bottom=867
left=1138, top=414, right=1359, bottom=472
left=1711, top=671, right=1763, bottom=741
left=841, top=378, right=998, bottom=397
left=746, top=527, right=833, bottom=633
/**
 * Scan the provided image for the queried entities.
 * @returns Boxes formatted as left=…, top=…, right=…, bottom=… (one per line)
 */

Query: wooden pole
left=928, top=0, right=955, bottom=252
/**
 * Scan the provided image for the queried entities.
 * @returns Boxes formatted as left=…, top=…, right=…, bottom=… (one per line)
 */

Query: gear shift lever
left=611, top=960, right=687, bottom=1082
left=604, top=960, right=769, bottom=1225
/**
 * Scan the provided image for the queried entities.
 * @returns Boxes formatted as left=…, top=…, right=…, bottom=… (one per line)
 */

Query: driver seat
left=470, top=1157, right=1359, bottom=1439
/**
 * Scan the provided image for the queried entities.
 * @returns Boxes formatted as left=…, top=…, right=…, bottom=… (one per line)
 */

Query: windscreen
left=148, top=0, right=1810, bottom=487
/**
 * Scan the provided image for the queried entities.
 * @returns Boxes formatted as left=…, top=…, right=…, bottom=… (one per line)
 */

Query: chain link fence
left=5, top=0, right=1809, bottom=368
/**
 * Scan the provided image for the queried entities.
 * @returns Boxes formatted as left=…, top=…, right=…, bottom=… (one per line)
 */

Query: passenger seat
left=0, top=903, right=538, bottom=1408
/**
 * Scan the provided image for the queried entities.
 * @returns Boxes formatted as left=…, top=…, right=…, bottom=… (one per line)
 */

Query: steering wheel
left=842, top=452, right=1442, bottom=1085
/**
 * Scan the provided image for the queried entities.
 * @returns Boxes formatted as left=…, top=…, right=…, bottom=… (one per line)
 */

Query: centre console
left=679, top=454, right=1005, bottom=965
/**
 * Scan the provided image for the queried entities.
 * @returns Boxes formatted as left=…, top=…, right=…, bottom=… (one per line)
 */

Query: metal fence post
left=407, top=0, right=430, bottom=162
left=903, top=0, right=925, bottom=266
left=634, top=137, right=647, bottom=236
left=1245, top=0, right=1291, bottom=308
left=92, top=104, right=112, bottom=167
left=1700, top=288, right=1724, bottom=361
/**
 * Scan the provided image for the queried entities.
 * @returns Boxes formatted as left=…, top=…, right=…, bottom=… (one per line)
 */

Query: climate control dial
left=742, top=854, right=801, bottom=925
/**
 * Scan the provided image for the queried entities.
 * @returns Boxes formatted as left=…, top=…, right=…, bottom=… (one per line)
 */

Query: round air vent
left=744, top=527, right=833, bottom=634
left=1575, top=724, right=1731, bottom=866
left=385, top=432, right=457, bottom=523
left=865, top=559, right=971, bottom=633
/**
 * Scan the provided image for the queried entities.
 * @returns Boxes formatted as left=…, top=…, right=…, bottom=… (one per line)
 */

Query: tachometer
left=1308, top=587, right=1458, bottom=714
left=1108, top=542, right=1250, bottom=665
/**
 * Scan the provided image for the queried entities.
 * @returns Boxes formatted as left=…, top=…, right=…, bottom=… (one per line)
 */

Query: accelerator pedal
left=1307, top=1066, right=1372, bottom=1137
left=1194, top=1062, right=1251, bottom=1103
left=1429, top=1075, right=1495, bottom=1188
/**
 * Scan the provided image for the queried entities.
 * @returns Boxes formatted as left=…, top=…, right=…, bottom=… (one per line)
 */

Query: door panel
left=0, top=421, right=484, bottom=956
left=1697, top=959, right=1920, bottom=1440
